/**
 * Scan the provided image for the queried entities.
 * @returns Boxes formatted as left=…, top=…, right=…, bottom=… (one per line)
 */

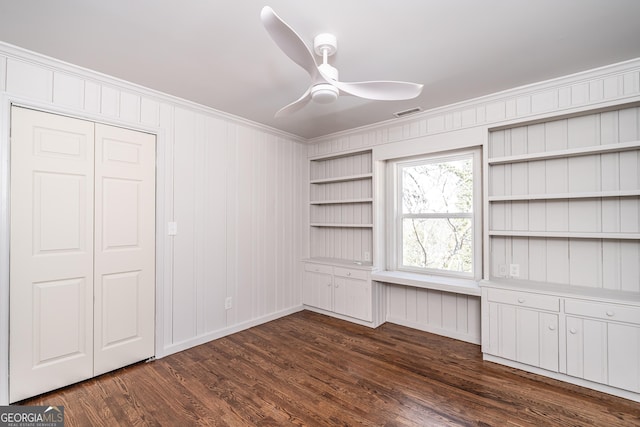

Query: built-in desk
left=371, top=270, right=481, bottom=296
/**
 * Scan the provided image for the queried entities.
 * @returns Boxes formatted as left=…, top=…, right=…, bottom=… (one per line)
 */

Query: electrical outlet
left=498, top=264, right=508, bottom=277
left=224, top=297, right=232, bottom=310
left=364, top=251, right=371, bottom=262
left=509, top=264, right=520, bottom=278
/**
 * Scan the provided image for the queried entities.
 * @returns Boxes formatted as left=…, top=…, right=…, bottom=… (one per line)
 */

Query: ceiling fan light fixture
left=311, top=83, right=339, bottom=104
left=261, top=6, right=424, bottom=116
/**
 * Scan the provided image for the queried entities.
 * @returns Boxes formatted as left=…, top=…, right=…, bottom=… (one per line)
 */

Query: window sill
left=371, top=270, right=481, bottom=296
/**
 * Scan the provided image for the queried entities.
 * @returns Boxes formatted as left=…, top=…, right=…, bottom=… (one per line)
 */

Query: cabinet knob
left=347, top=272, right=351, bottom=276
left=517, top=298, right=525, bottom=304
left=606, top=310, right=615, bottom=317
left=569, top=328, right=577, bottom=334
left=327, top=283, right=331, bottom=287
left=548, top=325, right=556, bottom=331
left=335, top=284, right=339, bottom=288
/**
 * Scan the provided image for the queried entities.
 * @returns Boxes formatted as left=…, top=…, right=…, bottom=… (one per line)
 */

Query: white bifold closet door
left=9, top=107, right=155, bottom=403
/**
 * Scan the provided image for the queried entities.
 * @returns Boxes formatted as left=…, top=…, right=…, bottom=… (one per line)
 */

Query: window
left=389, top=149, right=481, bottom=279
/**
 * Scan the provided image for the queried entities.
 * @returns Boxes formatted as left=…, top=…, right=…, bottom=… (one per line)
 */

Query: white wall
left=307, top=58, right=640, bottom=345
left=0, top=43, right=308, bottom=404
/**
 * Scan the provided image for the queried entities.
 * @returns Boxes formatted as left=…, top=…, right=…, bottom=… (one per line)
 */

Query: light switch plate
left=168, top=222, right=177, bottom=236
left=509, top=264, right=520, bottom=278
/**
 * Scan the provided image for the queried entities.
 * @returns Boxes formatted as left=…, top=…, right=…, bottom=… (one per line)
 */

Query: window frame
left=387, top=148, right=482, bottom=280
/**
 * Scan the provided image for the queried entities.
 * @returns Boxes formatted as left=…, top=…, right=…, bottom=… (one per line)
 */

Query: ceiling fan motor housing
left=313, top=33, right=337, bottom=57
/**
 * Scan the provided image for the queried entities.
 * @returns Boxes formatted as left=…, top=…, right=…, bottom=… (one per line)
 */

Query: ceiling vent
left=393, top=107, right=422, bottom=118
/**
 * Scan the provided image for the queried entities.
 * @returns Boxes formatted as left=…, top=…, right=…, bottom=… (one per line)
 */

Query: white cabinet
left=482, top=283, right=640, bottom=401
left=485, top=288, right=559, bottom=372
left=565, top=299, right=640, bottom=393
left=303, top=264, right=333, bottom=312
left=303, top=262, right=378, bottom=324
left=333, top=267, right=372, bottom=321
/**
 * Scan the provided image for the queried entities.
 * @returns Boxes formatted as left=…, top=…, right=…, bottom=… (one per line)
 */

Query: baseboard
left=386, top=316, right=481, bottom=345
left=158, top=305, right=305, bottom=358
left=483, top=353, right=640, bottom=403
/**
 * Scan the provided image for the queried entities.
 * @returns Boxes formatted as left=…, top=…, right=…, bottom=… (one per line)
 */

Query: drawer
left=304, top=263, right=333, bottom=275
left=565, top=299, right=640, bottom=325
left=333, top=267, right=369, bottom=281
left=487, top=288, right=560, bottom=312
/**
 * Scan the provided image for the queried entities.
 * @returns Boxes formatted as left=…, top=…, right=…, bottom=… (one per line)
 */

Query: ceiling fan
left=260, top=6, right=424, bottom=117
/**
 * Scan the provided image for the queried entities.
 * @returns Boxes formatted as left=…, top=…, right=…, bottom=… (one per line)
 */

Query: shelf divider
left=488, top=190, right=640, bottom=201
left=488, top=140, right=640, bottom=165
left=489, top=230, right=640, bottom=240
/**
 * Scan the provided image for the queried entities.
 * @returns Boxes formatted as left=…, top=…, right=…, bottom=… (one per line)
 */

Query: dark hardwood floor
left=21, top=311, right=640, bottom=426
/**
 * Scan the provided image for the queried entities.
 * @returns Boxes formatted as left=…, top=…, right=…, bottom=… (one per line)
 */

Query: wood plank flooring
left=21, top=311, right=640, bottom=426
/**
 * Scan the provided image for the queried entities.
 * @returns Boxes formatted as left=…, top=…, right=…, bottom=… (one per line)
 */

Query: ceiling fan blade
left=261, top=6, right=320, bottom=81
left=275, top=87, right=313, bottom=118
left=328, top=79, right=424, bottom=101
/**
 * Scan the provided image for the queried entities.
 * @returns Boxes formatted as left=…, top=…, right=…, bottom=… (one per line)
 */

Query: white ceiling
left=1, top=0, right=639, bottom=139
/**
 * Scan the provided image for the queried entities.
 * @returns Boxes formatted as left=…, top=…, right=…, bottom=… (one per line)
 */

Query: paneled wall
left=0, top=43, right=307, bottom=403
left=169, top=113, right=307, bottom=349
left=386, top=285, right=481, bottom=344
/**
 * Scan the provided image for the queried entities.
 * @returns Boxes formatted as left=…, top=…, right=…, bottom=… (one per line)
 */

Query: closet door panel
left=9, top=107, right=95, bottom=403
left=93, top=123, right=156, bottom=376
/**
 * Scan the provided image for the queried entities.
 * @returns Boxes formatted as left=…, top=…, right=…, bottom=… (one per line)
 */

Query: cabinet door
left=93, top=124, right=156, bottom=376
left=608, top=323, right=640, bottom=392
left=10, top=107, right=95, bottom=403
left=487, top=302, right=558, bottom=372
left=567, top=317, right=640, bottom=392
left=566, top=316, right=607, bottom=383
left=333, top=277, right=372, bottom=321
left=303, top=271, right=333, bottom=311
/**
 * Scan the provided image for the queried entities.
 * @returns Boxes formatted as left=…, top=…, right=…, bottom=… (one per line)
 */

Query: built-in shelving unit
left=308, top=149, right=374, bottom=265
left=487, top=108, right=640, bottom=293
left=482, top=105, right=640, bottom=402
left=304, top=149, right=383, bottom=328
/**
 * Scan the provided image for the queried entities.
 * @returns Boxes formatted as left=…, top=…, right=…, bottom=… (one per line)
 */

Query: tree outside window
left=397, top=154, right=474, bottom=276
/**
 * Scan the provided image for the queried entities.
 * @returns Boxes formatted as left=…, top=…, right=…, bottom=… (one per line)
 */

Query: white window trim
left=386, top=147, right=483, bottom=281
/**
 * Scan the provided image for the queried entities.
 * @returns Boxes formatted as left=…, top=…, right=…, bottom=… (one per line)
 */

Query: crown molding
left=0, top=41, right=306, bottom=144
left=307, top=57, right=640, bottom=145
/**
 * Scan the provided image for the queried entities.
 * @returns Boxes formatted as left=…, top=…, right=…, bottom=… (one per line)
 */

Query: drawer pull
left=327, top=283, right=332, bottom=287
left=606, top=310, right=615, bottom=317
left=347, top=272, right=351, bottom=277
left=517, top=298, right=525, bottom=304
left=569, top=328, right=578, bottom=335
left=315, top=268, right=319, bottom=272
left=548, top=325, right=556, bottom=331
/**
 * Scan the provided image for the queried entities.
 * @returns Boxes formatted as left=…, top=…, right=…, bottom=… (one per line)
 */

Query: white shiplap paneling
left=119, top=91, right=141, bottom=123
left=172, top=107, right=198, bottom=342
left=101, top=85, right=120, bottom=117
left=386, top=284, right=481, bottom=344
left=53, top=72, right=84, bottom=108
left=0, top=56, right=6, bottom=92
left=6, top=59, right=52, bottom=102
left=84, top=80, right=101, bottom=113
